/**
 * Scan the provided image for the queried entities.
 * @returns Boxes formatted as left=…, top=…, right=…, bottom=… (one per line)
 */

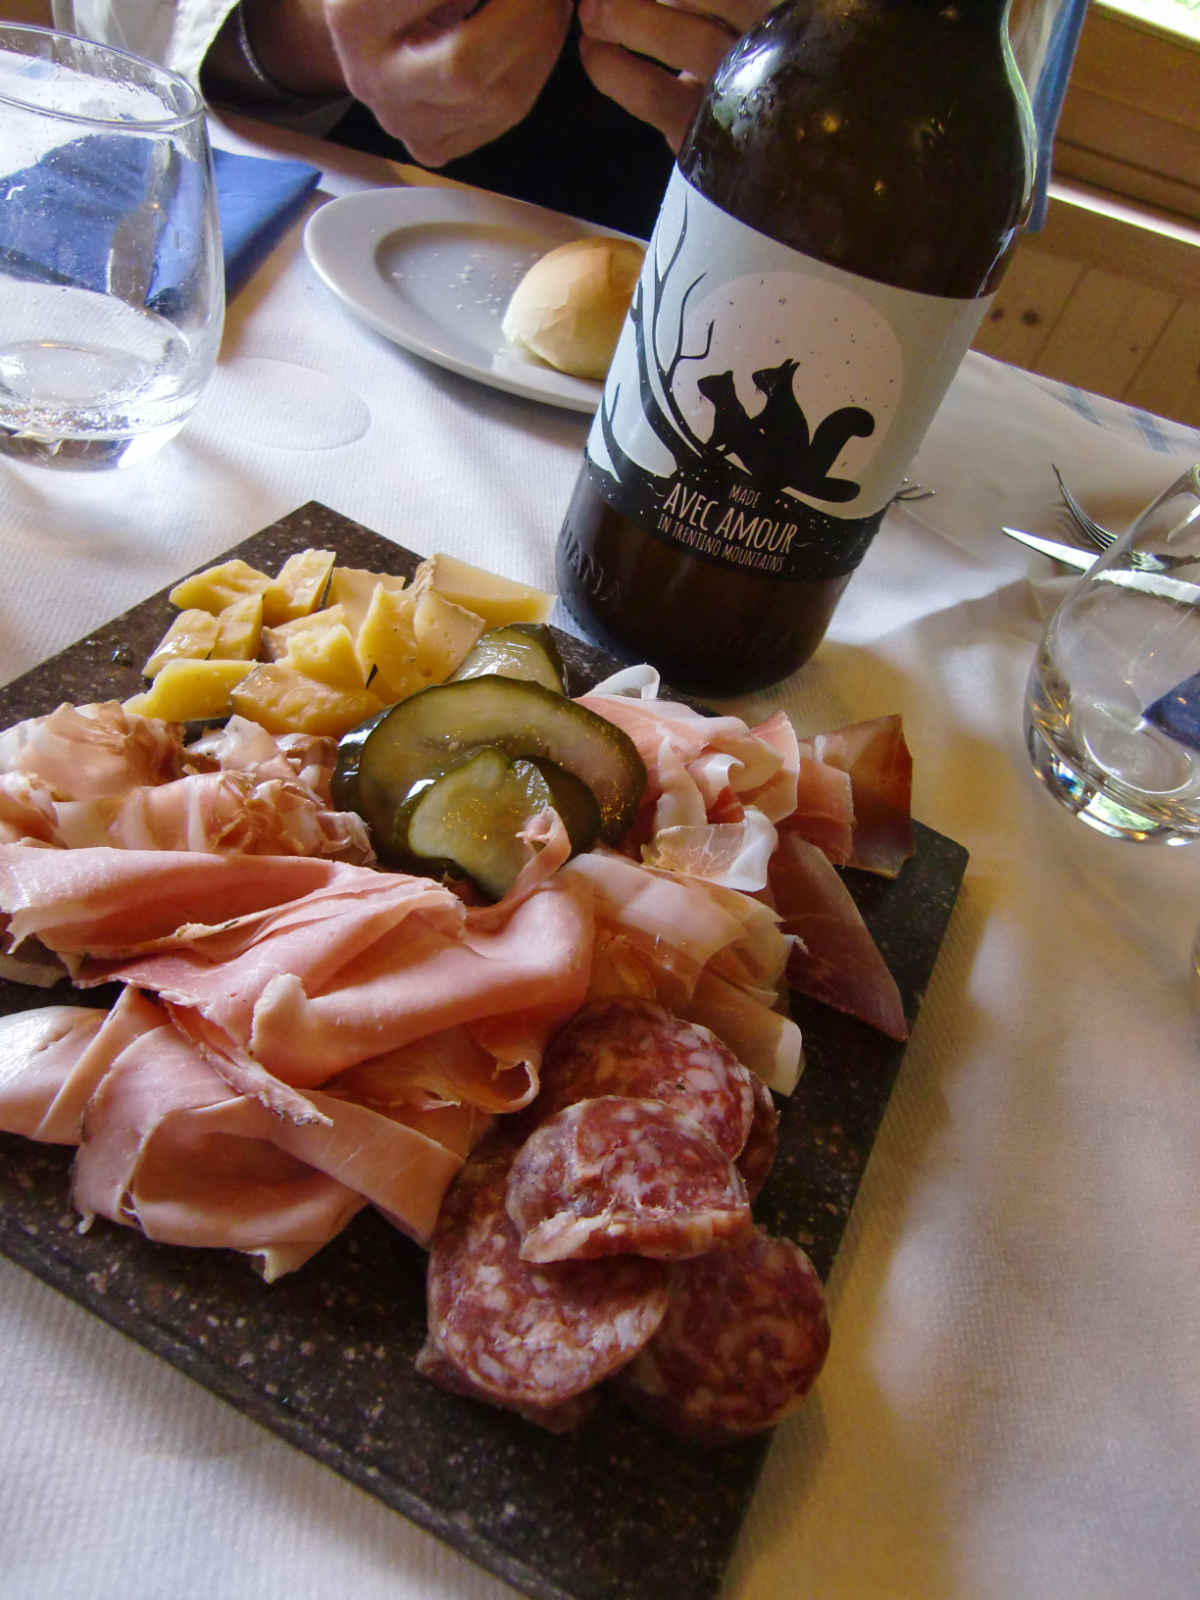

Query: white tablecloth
left=2, top=115, right=1199, bottom=1600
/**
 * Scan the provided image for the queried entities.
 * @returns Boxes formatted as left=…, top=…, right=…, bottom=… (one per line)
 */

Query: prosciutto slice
left=0, top=705, right=370, bottom=863
left=769, top=832, right=908, bottom=1040
left=0, top=701, right=184, bottom=798
left=563, top=849, right=803, bottom=1092
left=802, top=715, right=915, bottom=877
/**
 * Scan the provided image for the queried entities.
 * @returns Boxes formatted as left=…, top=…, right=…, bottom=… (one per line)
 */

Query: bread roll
left=502, top=236, right=646, bottom=381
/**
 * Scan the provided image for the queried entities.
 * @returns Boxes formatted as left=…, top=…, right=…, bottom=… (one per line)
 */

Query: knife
left=1000, top=526, right=1095, bottom=570
left=1001, top=525, right=1200, bottom=605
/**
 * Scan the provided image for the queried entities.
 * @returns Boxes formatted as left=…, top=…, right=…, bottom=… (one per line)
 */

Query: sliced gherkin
left=402, top=749, right=601, bottom=900
left=449, top=622, right=565, bottom=694
left=332, top=674, right=645, bottom=863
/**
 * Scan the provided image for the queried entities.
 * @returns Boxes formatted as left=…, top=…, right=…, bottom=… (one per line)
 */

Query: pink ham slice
left=0, top=843, right=352, bottom=962
left=70, top=998, right=368, bottom=1280
left=65, top=989, right=471, bottom=1275
left=0, top=843, right=592, bottom=1097
left=83, top=872, right=591, bottom=1091
left=0, top=1003, right=107, bottom=1140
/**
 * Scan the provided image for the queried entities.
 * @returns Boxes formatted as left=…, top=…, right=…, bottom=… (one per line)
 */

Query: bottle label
left=585, top=167, right=992, bottom=581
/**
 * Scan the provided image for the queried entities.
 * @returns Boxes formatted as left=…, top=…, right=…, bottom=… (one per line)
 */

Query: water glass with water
left=1024, top=464, right=1200, bottom=843
left=0, top=23, right=224, bottom=469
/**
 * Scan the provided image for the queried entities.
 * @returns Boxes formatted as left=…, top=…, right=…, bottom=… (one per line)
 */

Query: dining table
left=1, top=107, right=1198, bottom=1600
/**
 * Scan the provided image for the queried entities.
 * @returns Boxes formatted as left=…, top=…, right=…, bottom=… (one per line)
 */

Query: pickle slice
left=449, top=622, right=565, bottom=694
left=403, top=750, right=601, bottom=899
left=333, top=675, right=645, bottom=859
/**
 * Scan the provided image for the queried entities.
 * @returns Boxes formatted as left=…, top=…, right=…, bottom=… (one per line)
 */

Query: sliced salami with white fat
left=413, top=1337, right=598, bottom=1433
left=536, top=997, right=756, bottom=1161
left=736, top=1073, right=780, bottom=1202
left=506, top=1095, right=752, bottom=1263
left=614, top=1228, right=830, bottom=1443
left=424, top=1135, right=669, bottom=1413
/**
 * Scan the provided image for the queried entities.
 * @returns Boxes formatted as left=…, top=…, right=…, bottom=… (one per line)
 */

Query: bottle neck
left=679, top=0, right=1034, bottom=298
left=774, top=0, right=1012, bottom=17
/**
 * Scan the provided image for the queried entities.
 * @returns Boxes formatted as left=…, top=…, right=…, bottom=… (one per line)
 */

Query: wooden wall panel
left=973, top=187, right=1200, bottom=428
left=1124, top=300, right=1200, bottom=424
left=1033, top=267, right=1177, bottom=398
left=976, top=246, right=1083, bottom=371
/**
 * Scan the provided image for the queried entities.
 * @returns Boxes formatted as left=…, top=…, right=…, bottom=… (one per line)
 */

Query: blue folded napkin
left=1143, top=674, right=1200, bottom=753
left=0, top=137, right=321, bottom=304
left=212, top=146, right=322, bottom=296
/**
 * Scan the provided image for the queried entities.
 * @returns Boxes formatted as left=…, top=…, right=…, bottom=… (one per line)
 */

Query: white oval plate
left=304, top=185, right=643, bottom=413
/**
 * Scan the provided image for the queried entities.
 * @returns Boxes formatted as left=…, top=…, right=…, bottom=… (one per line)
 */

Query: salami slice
left=414, top=1338, right=598, bottom=1434
left=537, top=997, right=756, bottom=1161
left=736, top=1074, right=780, bottom=1202
left=506, top=1095, right=752, bottom=1263
left=614, top=1229, right=830, bottom=1443
left=424, top=1135, right=669, bottom=1412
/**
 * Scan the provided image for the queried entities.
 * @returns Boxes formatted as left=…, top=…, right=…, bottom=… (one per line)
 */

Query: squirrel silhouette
left=697, top=359, right=874, bottom=502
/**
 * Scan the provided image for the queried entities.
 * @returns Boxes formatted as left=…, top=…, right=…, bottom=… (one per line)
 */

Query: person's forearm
left=206, top=0, right=346, bottom=101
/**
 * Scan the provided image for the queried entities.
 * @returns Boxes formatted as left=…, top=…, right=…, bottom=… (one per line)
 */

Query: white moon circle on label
left=672, top=270, right=904, bottom=499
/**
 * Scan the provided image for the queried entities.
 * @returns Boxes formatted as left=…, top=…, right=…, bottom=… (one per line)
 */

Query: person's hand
left=243, top=0, right=572, bottom=167
left=577, top=0, right=773, bottom=152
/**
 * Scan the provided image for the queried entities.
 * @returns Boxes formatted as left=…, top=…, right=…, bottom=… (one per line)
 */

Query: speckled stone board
left=0, top=502, right=968, bottom=1600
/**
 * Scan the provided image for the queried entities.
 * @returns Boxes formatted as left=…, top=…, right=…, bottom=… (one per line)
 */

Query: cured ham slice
left=683, top=968, right=803, bottom=1096
left=803, top=714, right=915, bottom=877
left=0, top=772, right=59, bottom=846
left=641, top=810, right=777, bottom=893
left=579, top=687, right=787, bottom=837
left=769, top=832, right=908, bottom=1040
left=0, top=706, right=368, bottom=863
left=0, top=702, right=185, bottom=799
left=186, top=716, right=338, bottom=800
left=782, top=756, right=856, bottom=867
left=51, top=770, right=372, bottom=862
left=563, top=849, right=803, bottom=1090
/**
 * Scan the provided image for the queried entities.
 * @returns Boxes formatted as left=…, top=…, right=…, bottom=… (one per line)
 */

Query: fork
left=1051, top=463, right=1200, bottom=574
left=1051, top=464, right=1114, bottom=551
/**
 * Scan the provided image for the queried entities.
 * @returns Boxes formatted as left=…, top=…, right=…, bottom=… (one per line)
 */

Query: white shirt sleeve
left=51, top=0, right=238, bottom=82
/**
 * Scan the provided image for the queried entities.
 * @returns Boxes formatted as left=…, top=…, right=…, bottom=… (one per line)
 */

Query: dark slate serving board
left=0, top=502, right=968, bottom=1600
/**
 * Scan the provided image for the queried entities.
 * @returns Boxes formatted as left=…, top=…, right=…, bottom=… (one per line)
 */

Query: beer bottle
left=555, top=0, right=1035, bottom=694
